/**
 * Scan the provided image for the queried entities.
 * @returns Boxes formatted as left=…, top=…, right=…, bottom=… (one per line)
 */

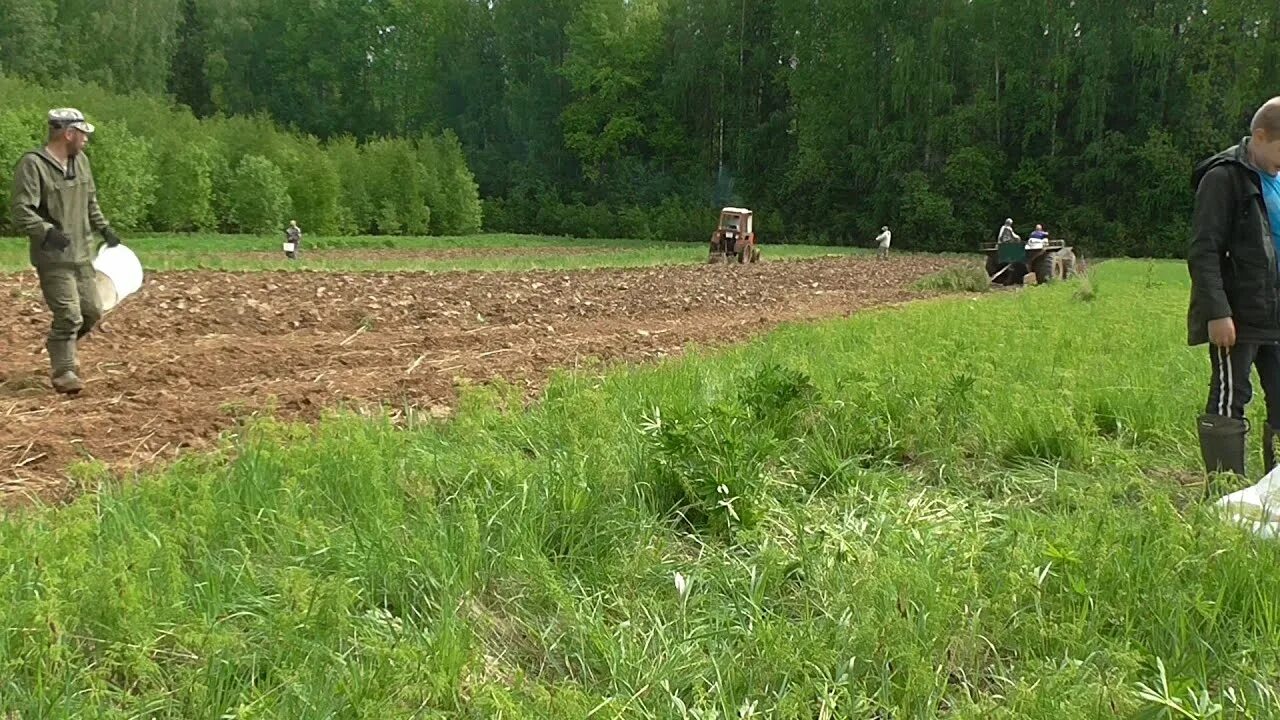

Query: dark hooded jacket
left=1187, top=137, right=1279, bottom=346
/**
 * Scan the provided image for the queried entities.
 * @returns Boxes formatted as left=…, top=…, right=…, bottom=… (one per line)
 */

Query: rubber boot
left=52, top=371, right=84, bottom=395
left=1197, top=413, right=1248, bottom=478
left=47, top=339, right=83, bottom=395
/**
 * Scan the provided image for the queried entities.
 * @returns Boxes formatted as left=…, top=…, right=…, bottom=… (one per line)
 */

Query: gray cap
left=48, top=108, right=95, bottom=134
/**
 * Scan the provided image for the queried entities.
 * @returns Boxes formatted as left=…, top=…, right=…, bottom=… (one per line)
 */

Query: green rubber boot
left=47, top=339, right=83, bottom=395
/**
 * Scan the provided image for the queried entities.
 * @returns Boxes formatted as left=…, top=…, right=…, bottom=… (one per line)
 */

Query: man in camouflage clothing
left=9, top=108, right=122, bottom=395
left=284, top=219, right=302, bottom=260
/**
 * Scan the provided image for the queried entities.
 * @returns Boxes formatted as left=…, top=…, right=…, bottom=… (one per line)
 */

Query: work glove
left=101, top=226, right=122, bottom=248
left=42, top=226, right=69, bottom=252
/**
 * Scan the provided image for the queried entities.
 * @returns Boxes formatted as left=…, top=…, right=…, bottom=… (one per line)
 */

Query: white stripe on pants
left=1207, top=342, right=1280, bottom=426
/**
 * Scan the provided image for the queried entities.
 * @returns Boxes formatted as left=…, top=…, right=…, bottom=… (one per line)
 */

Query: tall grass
left=911, top=265, right=992, bottom=293
left=2, top=260, right=1278, bottom=718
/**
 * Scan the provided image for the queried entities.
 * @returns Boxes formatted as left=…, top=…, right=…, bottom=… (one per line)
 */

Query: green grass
left=0, top=233, right=868, bottom=273
left=4, top=259, right=1280, bottom=718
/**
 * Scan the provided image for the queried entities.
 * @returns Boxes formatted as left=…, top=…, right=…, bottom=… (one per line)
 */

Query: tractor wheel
left=1031, top=252, right=1054, bottom=285
left=985, top=252, right=1003, bottom=283
left=987, top=252, right=1023, bottom=286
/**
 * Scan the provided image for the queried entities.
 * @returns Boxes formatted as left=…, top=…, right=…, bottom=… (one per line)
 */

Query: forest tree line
left=2, top=0, right=1278, bottom=254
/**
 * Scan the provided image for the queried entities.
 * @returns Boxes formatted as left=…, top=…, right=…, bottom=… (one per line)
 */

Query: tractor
left=707, top=207, right=761, bottom=264
left=982, top=232, right=1067, bottom=285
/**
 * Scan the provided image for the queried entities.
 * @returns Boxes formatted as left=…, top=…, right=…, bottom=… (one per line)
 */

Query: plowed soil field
left=1, top=255, right=970, bottom=505
left=226, top=245, right=619, bottom=262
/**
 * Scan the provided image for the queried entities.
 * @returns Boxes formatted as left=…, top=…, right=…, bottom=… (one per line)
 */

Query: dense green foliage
left=3, top=2, right=1279, bottom=252
left=0, top=76, right=483, bottom=237
left=4, top=262, right=1280, bottom=717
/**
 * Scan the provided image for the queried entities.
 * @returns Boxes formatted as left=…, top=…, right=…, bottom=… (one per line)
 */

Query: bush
left=285, top=139, right=343, bottom=235
left=150, top=137, right=216, bottom=232
left=479, top=197, right=513, bottom=233
left=415, top=137, right=446, bottom=235
left=431, top=130, right=483, bottom=235
left=362, top=137, right=430, bottom=236
left=0, top=106, right=42, bottom=233
left=208, top=145, right=234, bottom=233
left=481, top=195, right=720, bottom=242
left=644, top=198, right=713, bottom=242
left=327, top=135, right=370, bottom=235
left=897, top=171, right=962, bottom=252
left=89, top=121, right=159, bottom=231
left=0, top=73, right=485, bottom=237
left=227, top=155, right=290, bottom=234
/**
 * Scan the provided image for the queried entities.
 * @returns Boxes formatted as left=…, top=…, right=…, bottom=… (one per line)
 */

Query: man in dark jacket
left=1188, top=97, right=1280, bottom=478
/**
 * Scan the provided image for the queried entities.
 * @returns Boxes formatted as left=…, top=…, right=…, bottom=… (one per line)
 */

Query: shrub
left=0, top=107, right=43, bottom=233
left=150, top=137, right=216, bottom=232
left=227, top=154, right=290, bottom=234
left=89, top=121, right=159, bottom=231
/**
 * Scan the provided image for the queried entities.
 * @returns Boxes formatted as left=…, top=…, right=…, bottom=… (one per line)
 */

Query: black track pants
left=1206, top=342, right=1280, bottom=428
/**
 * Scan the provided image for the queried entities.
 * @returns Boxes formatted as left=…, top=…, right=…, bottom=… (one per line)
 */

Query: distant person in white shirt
left=875, top=225, right=892, bottom=260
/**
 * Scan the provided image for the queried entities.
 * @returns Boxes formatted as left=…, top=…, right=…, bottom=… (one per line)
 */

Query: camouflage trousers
left=36, top=263, right=102, bottom=374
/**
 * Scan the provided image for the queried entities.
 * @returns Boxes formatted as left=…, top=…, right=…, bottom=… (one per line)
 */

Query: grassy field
left=4, top=259, right=1280, bottom=718
left=0, top=233, right=872, bottom=273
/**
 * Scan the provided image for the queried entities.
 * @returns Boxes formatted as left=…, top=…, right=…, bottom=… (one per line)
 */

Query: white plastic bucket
left=92, top=244, right=144, bottom=313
